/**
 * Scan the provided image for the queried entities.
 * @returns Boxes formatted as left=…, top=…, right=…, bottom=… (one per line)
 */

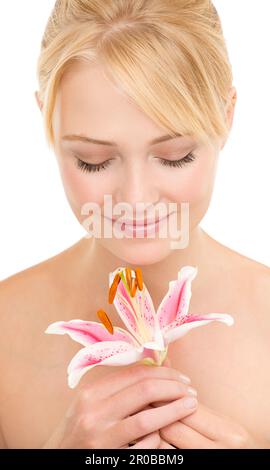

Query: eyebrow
left=61, top=133, right=183, bottom=146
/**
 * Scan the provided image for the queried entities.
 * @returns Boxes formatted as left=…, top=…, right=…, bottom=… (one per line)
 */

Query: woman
left=0, top=0, right=269, bottom=449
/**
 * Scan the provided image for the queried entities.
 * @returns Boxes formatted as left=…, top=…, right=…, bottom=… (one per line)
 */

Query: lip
left=106, top=213, right=172, bottom=226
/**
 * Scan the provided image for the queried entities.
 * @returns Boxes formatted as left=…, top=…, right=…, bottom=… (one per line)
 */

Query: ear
left=225, top=86, right=237, bottom=130
left=35, top=91, right=43, bottom=112
left=221, top=86, right=237, bottom=149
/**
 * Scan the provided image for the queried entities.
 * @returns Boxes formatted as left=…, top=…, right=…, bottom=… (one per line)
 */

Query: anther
left=108, top=273, right=121, bottom=304
left=125, top=267, right=132, bottom=291
left=97, top=309, right=114, bottom=335
left=130, top=277, right=137, bottom=297
left=135, top=267, right=143, bottom=290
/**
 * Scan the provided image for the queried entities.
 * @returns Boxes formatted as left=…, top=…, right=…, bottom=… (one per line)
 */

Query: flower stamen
left=108, top=273, right=121, bottom=304
left=131, top=277, right=137, bottom=297
left=97, top=309, right=114, bottom=335
left=135, top=267, right=143, bottom=291
left=125, top=267, right=132, bottom=291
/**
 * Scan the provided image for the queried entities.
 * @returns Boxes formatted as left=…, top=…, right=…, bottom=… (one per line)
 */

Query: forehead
left=53, top=61, right=168, bottom=143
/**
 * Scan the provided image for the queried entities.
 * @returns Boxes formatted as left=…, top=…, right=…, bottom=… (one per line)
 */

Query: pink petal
left=136, top=284, right=158, bottom=331
left=67, top=340, right=144, bottom=388
left=45, top=319, right=139, bottom=347
left=110, top=267, right=158, bottom=343
left=109, top=267, right=140, bottom=339
left=157, top=266, right=198, bottom=330
left=163, top=312, right=235, bottom=344
left=115, top=279, right=141, bottom=336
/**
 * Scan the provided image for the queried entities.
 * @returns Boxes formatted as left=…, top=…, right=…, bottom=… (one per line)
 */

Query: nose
left=115, top=158, right=159, bottom=210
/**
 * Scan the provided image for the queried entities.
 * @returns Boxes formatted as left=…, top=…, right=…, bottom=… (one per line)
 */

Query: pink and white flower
left=45, top=265, right=234, bottom=389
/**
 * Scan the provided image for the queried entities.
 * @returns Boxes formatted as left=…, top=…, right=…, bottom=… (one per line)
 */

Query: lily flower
left=45, top=265, right=234, bottom=389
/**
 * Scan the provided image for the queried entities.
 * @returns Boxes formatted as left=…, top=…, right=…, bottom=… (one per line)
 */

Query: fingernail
left=179, top=373, right=191, bottom=384
left=187, top=386, right=197, bottom=397
left=183, top=397, right=198, bottom=409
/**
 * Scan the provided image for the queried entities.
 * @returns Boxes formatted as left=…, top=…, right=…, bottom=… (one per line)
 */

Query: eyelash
left=75, top=152, right=196, bottom=173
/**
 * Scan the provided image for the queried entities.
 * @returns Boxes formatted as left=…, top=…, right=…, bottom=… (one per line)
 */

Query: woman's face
left=48, top=61, right=234, bottom=266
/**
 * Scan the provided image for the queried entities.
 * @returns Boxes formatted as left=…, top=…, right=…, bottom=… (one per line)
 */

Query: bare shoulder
left=0, top=239, right=84, bottom=353
left=243, top=257, right=270, bottom=324
left=0, top=240, right=87, bottom=448
left=209, top=233, right=270, bottom=321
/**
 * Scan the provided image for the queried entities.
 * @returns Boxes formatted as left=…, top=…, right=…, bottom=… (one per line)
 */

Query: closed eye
left=76, top=158, right=112, bottom=173
left=75, top=151, right=196, bottom=173
left=158, top=152, right=196, bottom=168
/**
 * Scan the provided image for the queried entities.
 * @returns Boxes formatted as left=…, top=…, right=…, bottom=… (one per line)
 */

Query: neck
left=78, top=225, right=210, bottom=309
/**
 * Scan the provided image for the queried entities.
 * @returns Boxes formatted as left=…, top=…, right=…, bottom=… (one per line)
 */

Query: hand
left=153, top=358, right=265, bottom=449
left=156, top=402, right=264, bottom=449
left=41, top=363, right=198, bottom=449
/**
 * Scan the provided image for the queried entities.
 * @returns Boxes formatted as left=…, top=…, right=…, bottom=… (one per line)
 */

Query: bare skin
left=0, top=228, right=270, bottom=448
left=1, top=61, right=269, bottom=448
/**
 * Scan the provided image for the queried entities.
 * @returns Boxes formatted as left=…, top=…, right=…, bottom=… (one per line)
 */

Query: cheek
left=170, top=160, right=216, bottom=205
left=60, top=160, right=111, bottom=211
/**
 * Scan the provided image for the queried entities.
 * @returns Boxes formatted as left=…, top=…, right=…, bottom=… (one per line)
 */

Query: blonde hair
left=36, top=0, right=233, bottom=149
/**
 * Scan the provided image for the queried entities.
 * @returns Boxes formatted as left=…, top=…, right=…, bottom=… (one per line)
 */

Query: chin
left=102, top=237, right=173, bottom=267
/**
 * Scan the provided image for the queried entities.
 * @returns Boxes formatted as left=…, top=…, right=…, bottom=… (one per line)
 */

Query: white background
left=0, top=0, right=269, bottom=280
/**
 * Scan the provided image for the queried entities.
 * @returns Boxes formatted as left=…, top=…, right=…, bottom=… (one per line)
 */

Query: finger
left=129, top=432, right=161, bottom=449
left=80, top=363, right=191, bottom=401
left=152, top=400, right=225, bottom=442
left=160, top=420, right=221, bottom=449
left=120, top=405, right=155, bottom=449
left=103, top=378, right=194, bottom=421
left=162, top=357, right=191, bottom=385
left=158, top=437, right=177, bottom=449
left=153, top=401, right=235, bottom=445
left=110, top=395, right=198, bottom=447
left=149, top=386, right=198, bottom=409
left=179, top=403, right=230, bottom=441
